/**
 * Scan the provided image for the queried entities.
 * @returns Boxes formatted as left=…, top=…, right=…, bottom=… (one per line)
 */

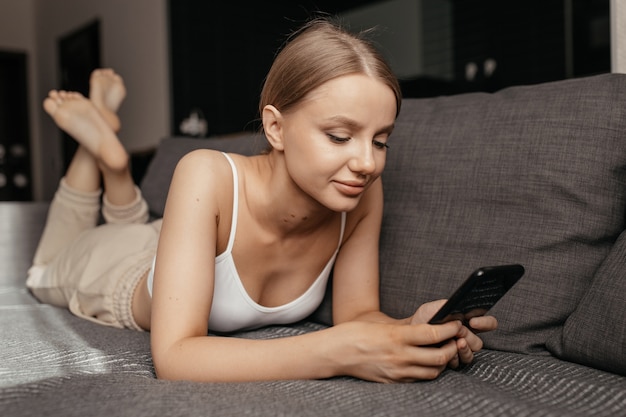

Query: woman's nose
left=348, top=143, right=376, bottom=175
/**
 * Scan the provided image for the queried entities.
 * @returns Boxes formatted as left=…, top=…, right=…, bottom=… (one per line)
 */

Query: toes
left=56, top=91, right=84, bottom=101
left=43, top=90, right=67, bottom=114
left=43, top=97, right=58, bottom=115
left=91, top=68, right=107, bottom=78
left=44, top=90, right=88, bottom=113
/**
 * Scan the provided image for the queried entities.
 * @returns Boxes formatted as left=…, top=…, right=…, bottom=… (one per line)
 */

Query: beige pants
left=26, top=178, right=161, bottom=330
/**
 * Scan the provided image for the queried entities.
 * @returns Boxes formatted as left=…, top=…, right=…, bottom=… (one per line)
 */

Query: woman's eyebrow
left=325, top=115, right=361, bottom=129
left=325, top=115, right=395, bottom=135
left=377, top=123, right=395, bottom=135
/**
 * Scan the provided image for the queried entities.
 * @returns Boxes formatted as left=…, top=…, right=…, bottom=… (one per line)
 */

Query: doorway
left=0, top=50, right=31, bottom=201
left=58, top=19, right=101, bottom=171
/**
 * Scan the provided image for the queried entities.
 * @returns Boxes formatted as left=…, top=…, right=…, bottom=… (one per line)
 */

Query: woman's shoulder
left=177, top=148, right=229, bottom=169
left=168, top=149, right=236, bottom=196
left=176, top=149, right=248, bottom=181
left=172, top=150, right=266, bottom=194
left=177, top=149, right=258, bottom=169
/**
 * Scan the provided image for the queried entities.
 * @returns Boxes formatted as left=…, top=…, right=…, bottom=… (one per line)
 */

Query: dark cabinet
left=168, top=1, right=610, bottom=137
left=449, top=0, right=609, bottom=94
left=168, top=1, right=376, bottom=137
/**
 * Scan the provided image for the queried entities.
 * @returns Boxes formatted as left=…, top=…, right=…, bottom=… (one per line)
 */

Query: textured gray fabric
left=6, top=74, right=626, bottom=416
left=136, top=75, right=626, bottom=357
left=547, top=229, right=626, bottom=375
left=2, top=304, right=626, bottom=417
left=377, top=74, right=626, bottom=354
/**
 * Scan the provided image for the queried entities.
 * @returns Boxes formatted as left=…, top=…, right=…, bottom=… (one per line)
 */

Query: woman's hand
left=332, top=320, right=464, bottom=383
left=408, top=300, right=498, bottom=368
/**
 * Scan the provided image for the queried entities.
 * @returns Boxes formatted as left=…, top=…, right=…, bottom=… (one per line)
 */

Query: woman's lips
left=333, top=180, right=367, bottom=196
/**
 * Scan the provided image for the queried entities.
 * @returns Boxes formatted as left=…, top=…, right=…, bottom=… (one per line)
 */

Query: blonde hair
left=259, top=17, right=402, bottom=122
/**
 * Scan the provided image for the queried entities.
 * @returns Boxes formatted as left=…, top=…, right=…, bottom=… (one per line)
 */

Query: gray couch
left=2, top=73, right=626, bottom=416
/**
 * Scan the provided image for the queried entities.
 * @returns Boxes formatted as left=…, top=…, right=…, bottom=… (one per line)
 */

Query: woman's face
left=278, top=74, right=397, bottom=212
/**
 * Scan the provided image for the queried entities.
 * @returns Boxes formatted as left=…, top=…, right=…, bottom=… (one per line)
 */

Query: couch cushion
left=140, top=133, right=267, bottom=217
left=140, top=75, right=626, bottom=361
left=546, top=229, right=626, bottom=375
left=379, top=73, right=626, bottom=354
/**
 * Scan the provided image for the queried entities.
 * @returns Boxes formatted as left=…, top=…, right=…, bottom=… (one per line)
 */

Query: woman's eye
left=327, top=134, right=350, bottom=143
left=373, top=140, right=389, bottom=149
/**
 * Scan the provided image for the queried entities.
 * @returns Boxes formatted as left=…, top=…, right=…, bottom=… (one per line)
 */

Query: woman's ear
left=262, top=105, right=285, bottom=151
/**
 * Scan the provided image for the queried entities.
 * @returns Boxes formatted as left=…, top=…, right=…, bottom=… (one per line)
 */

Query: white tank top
left=148, top=152, right=345, bottom=332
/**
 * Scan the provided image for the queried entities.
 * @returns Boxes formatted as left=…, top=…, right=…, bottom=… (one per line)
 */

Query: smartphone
left=428, top=264, right=525, bottom=325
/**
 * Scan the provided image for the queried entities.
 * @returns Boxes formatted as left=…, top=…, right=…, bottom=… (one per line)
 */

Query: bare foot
left=89, top=69, right=126, bottom=132
left=44, top=90, right=128, bottom=172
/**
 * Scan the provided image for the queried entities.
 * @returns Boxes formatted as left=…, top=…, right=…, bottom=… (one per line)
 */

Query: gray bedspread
left=2, top=202, right=625, bottom=416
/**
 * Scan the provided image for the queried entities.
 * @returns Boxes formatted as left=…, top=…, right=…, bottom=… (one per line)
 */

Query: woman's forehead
left=286, top=75, right=397, bottom=131
left=301, top=75, right=396, bottom=110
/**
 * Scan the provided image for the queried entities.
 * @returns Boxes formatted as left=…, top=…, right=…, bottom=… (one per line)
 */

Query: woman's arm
left=149, top=153, right=462, bottom=383
left=331, top=178, right=394, bottom=325
left=154, top=318, right=463, bottom=383
left=330, top=178, right=496, bottom=366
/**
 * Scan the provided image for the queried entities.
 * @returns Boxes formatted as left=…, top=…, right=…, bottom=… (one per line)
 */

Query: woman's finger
left=467, top=315, right=498, bottom=333
left=456, top=337, right=474, bottom=364
left=403, top=321, right=462, bottom=346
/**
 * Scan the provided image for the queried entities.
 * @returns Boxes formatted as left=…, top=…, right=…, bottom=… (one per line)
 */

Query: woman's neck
left=248, top=152, right=337, bottom=237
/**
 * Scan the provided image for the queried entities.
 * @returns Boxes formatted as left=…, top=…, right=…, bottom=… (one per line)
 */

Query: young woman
left=28, top=17, right=497, bottom=383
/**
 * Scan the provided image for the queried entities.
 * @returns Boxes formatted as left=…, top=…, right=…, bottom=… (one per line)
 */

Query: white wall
left=0, top=0, right=170, bottom=200
left=34, top=0, right=170, bottom=200
left=611, top=0, right=625, bottom=73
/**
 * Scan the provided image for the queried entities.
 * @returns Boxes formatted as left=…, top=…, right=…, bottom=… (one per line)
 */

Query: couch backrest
left=140, top=74, right=626, bottom=374
left=379, top=73, right=626, bottom=374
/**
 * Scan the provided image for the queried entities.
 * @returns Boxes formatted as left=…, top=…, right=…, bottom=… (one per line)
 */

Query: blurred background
left=0, top=0, right=617, bottom=201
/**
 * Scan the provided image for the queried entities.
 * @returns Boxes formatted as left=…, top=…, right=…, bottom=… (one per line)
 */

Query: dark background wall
left=168, top=1, right=375, bottom=136
left=168, top=0, right=610, bottom=137
left=0, top=0, right=610, bottom=201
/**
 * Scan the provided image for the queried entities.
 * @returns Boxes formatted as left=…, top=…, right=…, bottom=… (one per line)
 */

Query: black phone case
left=428, top=264, right=525, bottom=325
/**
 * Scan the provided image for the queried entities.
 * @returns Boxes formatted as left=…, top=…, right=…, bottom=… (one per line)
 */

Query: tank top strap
left=221, top=152, right=239, bottom=253
left=337, top=212, right=347, bottom=250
